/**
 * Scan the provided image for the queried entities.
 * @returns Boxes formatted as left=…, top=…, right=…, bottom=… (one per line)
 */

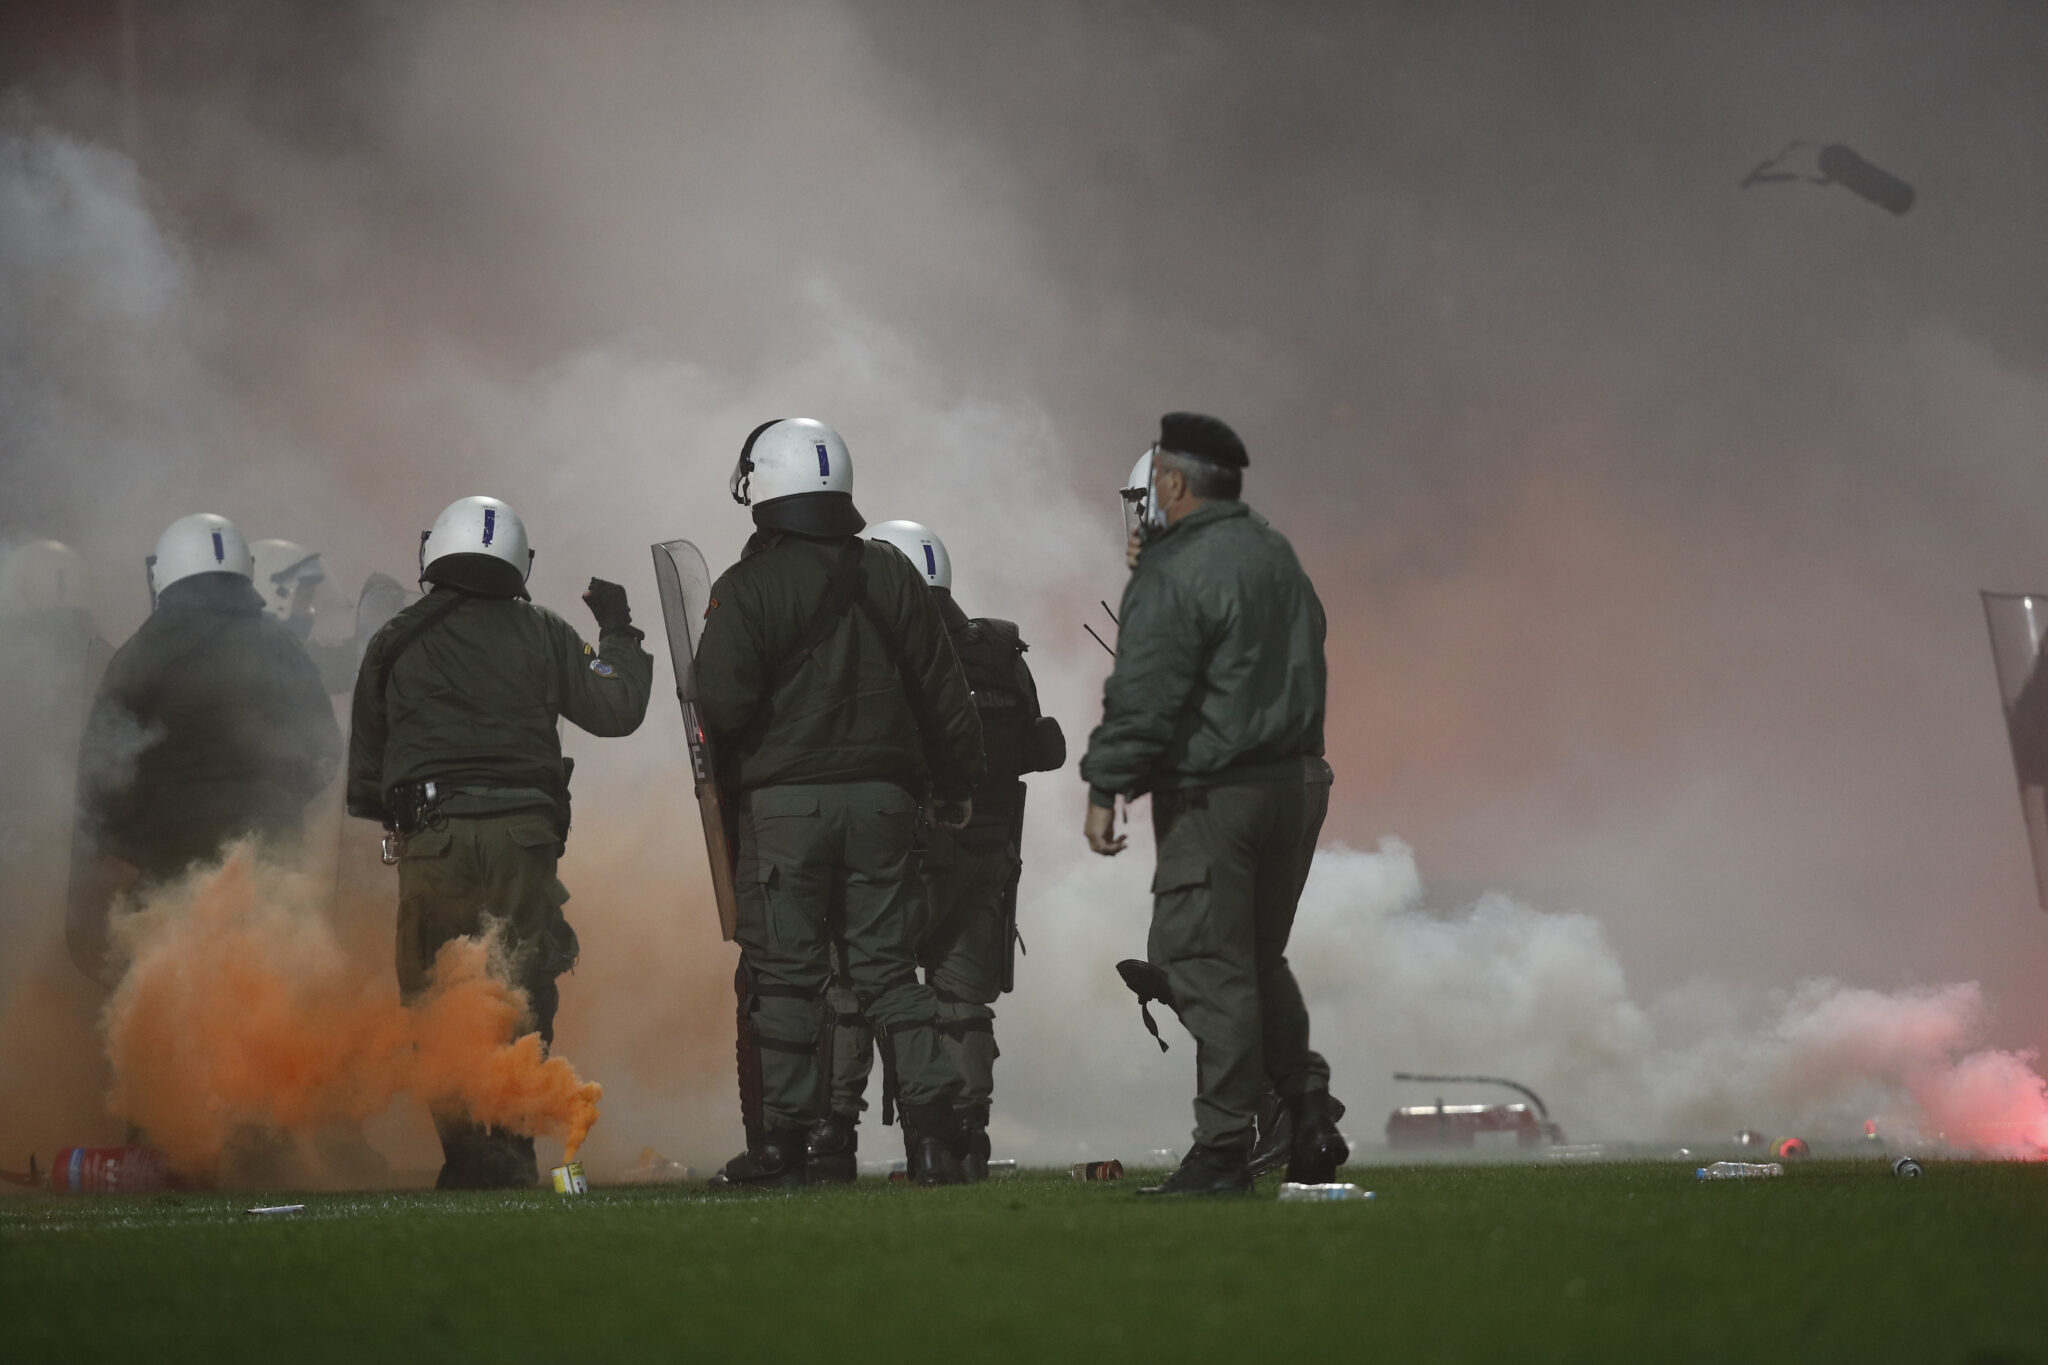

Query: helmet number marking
left=482, top=508, right=497, bottom=547
left=815, top=443, right=831, bottom=477
left=211, top=531, right=225, bottom=562
left=923, top=545, right=936, bottom=577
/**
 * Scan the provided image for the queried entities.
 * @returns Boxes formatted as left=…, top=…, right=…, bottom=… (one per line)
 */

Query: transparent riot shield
left=1980, top=590, right=2048, bottom=911
left=651, top=540, right=740, bottom=940
left=324, top=573, right=425, bottom=914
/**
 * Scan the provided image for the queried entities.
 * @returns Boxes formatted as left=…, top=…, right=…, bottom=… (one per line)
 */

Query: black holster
left=386, top=780, right=448, bottom=837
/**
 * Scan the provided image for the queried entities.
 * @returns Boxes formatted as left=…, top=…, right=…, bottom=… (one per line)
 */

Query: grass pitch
left=3, top=1159, right=2044, bottom=1363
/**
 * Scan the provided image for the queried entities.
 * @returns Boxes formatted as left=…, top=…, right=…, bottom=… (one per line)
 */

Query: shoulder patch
left=589, top=658, right=616, bottom=677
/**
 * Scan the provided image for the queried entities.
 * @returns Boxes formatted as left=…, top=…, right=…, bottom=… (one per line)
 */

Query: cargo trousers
left=397, top=801, right=578, bottom=1188
left=829, top=828, right=1014, bottom=1117
left=736, top=781, right=959, bottom=1132
left=1148, top=777, right=1331, bottom=1152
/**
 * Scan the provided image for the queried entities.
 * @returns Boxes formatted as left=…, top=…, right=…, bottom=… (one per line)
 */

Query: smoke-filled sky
left=5, top=1, right=2048, bottom=1168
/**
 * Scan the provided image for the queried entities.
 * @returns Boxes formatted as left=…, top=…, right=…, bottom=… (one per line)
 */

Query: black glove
left=583, top=577, right=634, bottom=634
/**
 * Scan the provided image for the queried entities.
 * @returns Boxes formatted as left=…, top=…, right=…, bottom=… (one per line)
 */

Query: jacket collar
left=1153, top=498, right=1250, bottom=543
left=154, top=573, right=264, bottom=615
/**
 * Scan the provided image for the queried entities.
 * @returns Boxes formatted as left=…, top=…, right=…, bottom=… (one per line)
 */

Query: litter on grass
left=1278, top=1182, right=1374, bottom=1202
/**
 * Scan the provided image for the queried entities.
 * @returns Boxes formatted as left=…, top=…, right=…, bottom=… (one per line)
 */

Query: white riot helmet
left=867, top=520, right=951, bottom=591
left=149, top=513, right=254, bottom=602
left=419, top=496, right=532, bottom=597
left=729, top=418, right=864, bottom=536
left=1122, top=449, right=1158, bottom=537
left=249, top=538, right=326, bottom=628
left=0, top=539, right=87, bottom=615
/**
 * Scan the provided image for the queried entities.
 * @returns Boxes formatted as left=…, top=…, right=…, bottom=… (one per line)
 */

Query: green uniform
left=347, top=586, right=651, bottom=1187
left=830, top=594, right=1054, bottom=1129
left=1080, top=499, right=1334, bottom=1153
left=696, top=533, right=983, bottom=1140
left=76, top=575, right=341, bottom=880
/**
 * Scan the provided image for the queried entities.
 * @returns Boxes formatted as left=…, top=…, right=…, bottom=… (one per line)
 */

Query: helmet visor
left=1121, top=445, right=1158, bottom=538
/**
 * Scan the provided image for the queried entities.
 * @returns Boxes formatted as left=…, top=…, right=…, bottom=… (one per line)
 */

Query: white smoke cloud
left=998, top=837, right=2048, bottom=1160
left=0, top=118, right=217, bottom=565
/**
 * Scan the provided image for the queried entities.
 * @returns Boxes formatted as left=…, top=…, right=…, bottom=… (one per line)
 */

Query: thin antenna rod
left=1083, top=624, right=1116, bottom=658
left=1100, top=600, right=1120, bottom=627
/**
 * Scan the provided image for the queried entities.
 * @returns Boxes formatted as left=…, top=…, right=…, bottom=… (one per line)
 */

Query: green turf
left=2, top=1160, right=2044, bottom=1363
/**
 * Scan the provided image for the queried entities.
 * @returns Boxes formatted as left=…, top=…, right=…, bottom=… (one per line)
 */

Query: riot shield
left=1980, top=590, right=2048, bottom=911
left=998, top=780, right=1027, bottom=995
left=651, top=539, right=741, bottom=940
left=349, top=573, right=418, bottom=676
left=323, top=574, right=424, bottom=906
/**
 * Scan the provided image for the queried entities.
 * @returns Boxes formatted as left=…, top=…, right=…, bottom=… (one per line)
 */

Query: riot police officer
left=695, top=419, right=984, bottom=1187
left=346, top=496, right=652, bottom=1189
left=1082, top=413, right=1347, bottom=1195
left=809, top=520, right=1064, bottom=1182
left=71, top=514, right=341, bottom=981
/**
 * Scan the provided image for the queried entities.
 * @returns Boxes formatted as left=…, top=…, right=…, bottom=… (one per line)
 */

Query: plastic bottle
left=1277, top=1182, right=1375, bottom=1202
left=1696, top=1161, right=1783, bottom=1180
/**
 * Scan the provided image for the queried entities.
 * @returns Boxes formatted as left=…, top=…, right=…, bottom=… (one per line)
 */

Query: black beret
left=1158, top=411, right=1248, bottom=468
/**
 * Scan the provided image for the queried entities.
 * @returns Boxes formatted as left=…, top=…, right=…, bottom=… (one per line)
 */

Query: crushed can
left=550, top=1160, right=588, bottom=1195
left=51, top=1146, right=169, bottom=1195
left=1891, top=1155, right=1923, bottom=1179
left=1070, top=1160, right=1124, bottom=1182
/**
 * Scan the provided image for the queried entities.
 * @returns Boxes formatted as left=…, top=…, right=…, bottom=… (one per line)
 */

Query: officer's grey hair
left=1155, top=446, right=1243, bottom=501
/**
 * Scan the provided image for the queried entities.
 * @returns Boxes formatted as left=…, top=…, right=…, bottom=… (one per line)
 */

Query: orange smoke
left=103, top=845, right=601, bottom=1182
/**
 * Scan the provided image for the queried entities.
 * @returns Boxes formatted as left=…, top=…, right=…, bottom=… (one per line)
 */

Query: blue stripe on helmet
left=211, top=530, right=225, bottom=562
left=482, top=508, right=497, bottom=547
left=923, top=545, right=936, bottom=577
left=816, top=443, right=830, bottom=477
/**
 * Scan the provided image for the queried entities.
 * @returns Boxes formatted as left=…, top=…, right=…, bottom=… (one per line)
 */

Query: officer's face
left=1150, top=463, right=1190, bottom=526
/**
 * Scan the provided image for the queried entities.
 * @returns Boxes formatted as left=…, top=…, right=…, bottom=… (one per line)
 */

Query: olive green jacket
left=77, top=576, right=342, bottom=871
left=695, top=533, right=984, bottom=801
left=346, top=588, right=653, bottom=823
left=1080, top=500, right=1330, bottom=804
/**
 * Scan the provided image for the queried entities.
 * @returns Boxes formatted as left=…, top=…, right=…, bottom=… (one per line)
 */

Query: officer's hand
left=930, top=797, right=973, bottom=832
left=1125, top=529, right=1144, bottom=571
left=583, top=578, right=633, bottom=633
left=1085, top=802, right=1127, bottom=856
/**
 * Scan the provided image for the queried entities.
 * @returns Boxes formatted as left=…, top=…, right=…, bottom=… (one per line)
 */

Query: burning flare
left=102, top=845, right=600, bottom=1183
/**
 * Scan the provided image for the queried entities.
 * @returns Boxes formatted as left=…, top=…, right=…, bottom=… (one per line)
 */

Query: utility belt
left=1150, top=756, right=1334, bottom=817
left=380, top=764, right=572, bottom=864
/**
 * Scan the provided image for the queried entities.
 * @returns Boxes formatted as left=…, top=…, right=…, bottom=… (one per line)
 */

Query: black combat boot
left=956, top=1102, right=992, bottom=1183
left=1138, top=1142, right=1253, bottom=1195
left=899, top=1105, right=967, bottom=1186
left=1285, top=1091, right=1350, bottom=1185
left=474, top=1130, right=540, bottom=1190
left=707, top=1126, right=808, bottom=1190
left=434, top=1118, right=535, bottom=1191
left=805, top=1113, right=859, bottom=1184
